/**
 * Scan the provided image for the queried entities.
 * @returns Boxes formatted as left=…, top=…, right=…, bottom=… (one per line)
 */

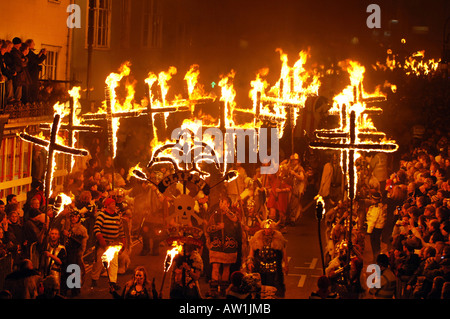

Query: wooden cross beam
left=251, top=78, right=316, bottom=154
left=19, top=113, right=89, bottom=224
left=143, top=82, right=213, bottom=142
left=309, top=84, right=398, bottom=271
left=40, top=95, right=103, bottom=172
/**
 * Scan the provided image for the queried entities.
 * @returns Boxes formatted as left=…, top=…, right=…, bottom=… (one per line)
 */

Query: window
left=0, top=136, right=33, bottom=202
left=88, top=0, right=112, bottom=49
left=40, top=48, right=59, bottom=80
left=142, top=0, right=162, bottom=49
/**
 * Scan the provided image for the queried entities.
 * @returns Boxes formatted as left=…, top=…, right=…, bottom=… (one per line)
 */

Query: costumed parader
left=61, top=208, right=88, bottom=297
left=169, top=241, right=204, bottom=299
left=246, top=219, right=288, bottom=298
left=285, top=153, right=306, bottom=225
left=206, top=196, right=243, bottom=298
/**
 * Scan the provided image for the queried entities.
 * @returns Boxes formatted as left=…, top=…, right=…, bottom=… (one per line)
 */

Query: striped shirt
left=93, top=210, right=124, bottom=243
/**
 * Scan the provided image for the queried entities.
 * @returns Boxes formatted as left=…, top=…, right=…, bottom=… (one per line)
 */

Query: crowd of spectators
left=0, top=37, right=47, bottom=108
left=322, top=121, right=450, bottom=299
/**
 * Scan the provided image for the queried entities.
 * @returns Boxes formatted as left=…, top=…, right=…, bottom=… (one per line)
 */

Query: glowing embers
left=373, top=49, right=440, bottom=76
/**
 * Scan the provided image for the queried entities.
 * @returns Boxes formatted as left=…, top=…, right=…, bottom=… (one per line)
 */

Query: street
left=75, top=187, right=329, bottom=300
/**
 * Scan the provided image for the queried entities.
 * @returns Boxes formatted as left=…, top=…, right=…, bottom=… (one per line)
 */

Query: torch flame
left=101, top=244, right=123, bottom=269
left=54, top=193, right=73, bottom=217
left=164, top=241, right=183, bottom=272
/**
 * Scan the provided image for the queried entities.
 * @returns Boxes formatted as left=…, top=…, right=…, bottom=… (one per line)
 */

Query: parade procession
left=0, top=1, right=449, bottom=309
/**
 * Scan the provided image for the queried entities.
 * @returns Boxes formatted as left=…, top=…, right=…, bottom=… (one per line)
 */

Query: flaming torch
left=101, top=244, right=123, bottom=288
left=315, top=195, right=326, bottom=275
left=160, top=241, right=183, bottom=297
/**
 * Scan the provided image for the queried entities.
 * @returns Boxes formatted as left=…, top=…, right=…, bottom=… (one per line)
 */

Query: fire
left=53, top=102, right=69, bottom=118
left=101, top=244, right=123, bottom=269
left=315, top=195, right=326, bottom=217
left=311, top=58, right=398, bottom=200
left=68, top=86, right=82, bottom=170
left=184, top=64, right=200, bottom=99
left=249, top=49, right=321, bottom=138
left=53, top=193, right=73, bottom=217
left=103, top=62, right=134, bottom=158
left=373, top=49, right=440, bottom=76
left=184, top=64, right=216, bottom=112
left=158, top=66, right=177, bottom=109
left=218, top=69, right=237, bottom=128
left=164, top=241, right=183, bottom=272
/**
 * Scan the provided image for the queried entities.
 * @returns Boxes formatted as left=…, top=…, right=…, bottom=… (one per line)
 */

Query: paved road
left=75, top=189, right=327, bottom=300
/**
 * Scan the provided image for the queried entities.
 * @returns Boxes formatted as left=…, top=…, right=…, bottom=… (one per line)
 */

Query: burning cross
left=247, top=50, right=321, bottom=155
left=82, top=86, right=144, bottom=158
left=40, top=87, right=103, bottom=171
left=253, top=80, right=308, bottom=154
left=19, top=113, right=89, bottom=224
left=311, top=83, right=397, bottom=199
left=309, top=82, right=398, bottom=269
left=143, top=69, right=214, bottom=142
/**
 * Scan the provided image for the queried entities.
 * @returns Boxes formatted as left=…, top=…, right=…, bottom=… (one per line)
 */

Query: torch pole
left=315, top=198, right=326, bottom=275
left=159, top=253, right=172, bottom=298
left=159, top=270, right=168, bottom=298
left=102, top=259, right=113, bottom=289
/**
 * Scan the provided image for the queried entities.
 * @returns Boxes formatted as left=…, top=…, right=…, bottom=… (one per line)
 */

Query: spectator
left=23, top=208, right=47, bottom=261
left=309, top=275, right=339, bottom=299
left=3, top=259, right=41, bottom=299
left=36, top=275, right=65, bottom=299
left=368, top=254, right=397, bottom=299
left=5, top=204, right=26, bottom=266
left=0, top=40, right=15, bottom=104
left=24, top=39, right=46, bottom=103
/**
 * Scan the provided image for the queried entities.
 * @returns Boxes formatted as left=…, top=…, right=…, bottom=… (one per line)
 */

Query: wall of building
left=0, top=0, right=72, bottom=82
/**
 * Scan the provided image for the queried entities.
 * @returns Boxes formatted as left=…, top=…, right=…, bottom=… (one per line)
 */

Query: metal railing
left=0, top=81, right=5, bottom=111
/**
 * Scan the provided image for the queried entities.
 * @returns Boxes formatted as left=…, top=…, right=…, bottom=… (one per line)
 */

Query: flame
left=158, top=66, right=177, bottom=109
left=315, top=195, right=325, bottom=216
left=53, top=102, right=70, bottom=118
left=128, top=162, right=146, bottom=181
left=103, top=62, right=132, bottom=158
left=54, top=193, right=73, bottom=217
left=101, top=244, right=123, bottom=269
left=218, top=69, right=237, bottom=128
left=184, top=64, right=200, bottom=99
left=164, top=241, right=183, bottom=272
left=249, top=49, right=321, bottom=138
left=374, top=49, right=440, bottom=76
left=312, top=59, right=398, bottom=200
left=68, top=86, right=82, bottom=170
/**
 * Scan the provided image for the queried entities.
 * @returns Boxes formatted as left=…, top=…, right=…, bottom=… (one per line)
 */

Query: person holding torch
left=90, top=197, right=126, bottom=291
